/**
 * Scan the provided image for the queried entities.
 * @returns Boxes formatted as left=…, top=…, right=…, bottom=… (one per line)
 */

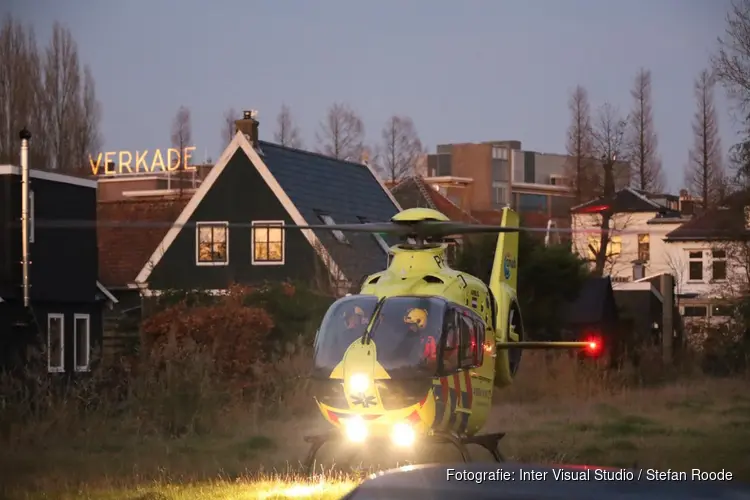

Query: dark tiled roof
left=260, top=141, right=400, bottom=285
left=392, top=176, right=478, bottom=224
left=97, top=197, right=189, bottom=287
left=572, top=187, right=675, bottom=215
left=391, top=177, right=435, bottom=211
left=562, top=277, right=618, bottom=325
left=665, top=190, right=750, bottom=241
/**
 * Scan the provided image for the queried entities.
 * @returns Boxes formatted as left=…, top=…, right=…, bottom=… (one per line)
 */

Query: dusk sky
left=6, top=0, right=738, bottom=191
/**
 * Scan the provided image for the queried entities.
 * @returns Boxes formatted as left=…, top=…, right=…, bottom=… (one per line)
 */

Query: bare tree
left=714, top=0, right=750, bottom=111
left=171, top=105, right=192, bottom=155
left=71, top=64, right=101, bottom=173
left=590, top=103, right=629, bottom=277
left=627, top=68, right=665, bottom=192
left=170, top=105, right=191, bottom=194
left=685, top=70, right=724, bottom=210
left=222, top=108, right=238, bottom=146
left=0, top=16, right=44, bottom=165
left=274, top=104, right=303, bottom=149
left=564, top=85, right=596, bottom=204
left=316, top=102, right=365, bottom=160
left=376, top=115, right=424, bottom=184
left=0, top=16, right=101, bottom=174
left=714, top=1, right=750, bottom=188
left=43, top=22, right=84, bottom=172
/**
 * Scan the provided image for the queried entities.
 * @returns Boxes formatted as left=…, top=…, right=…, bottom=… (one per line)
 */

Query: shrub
left=239, top=281, right=335, bottom=349
left=141, top=284, right=274, bottom=392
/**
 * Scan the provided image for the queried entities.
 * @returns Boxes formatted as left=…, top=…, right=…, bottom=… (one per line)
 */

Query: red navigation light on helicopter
left=584, top=336, right=602, bottom=356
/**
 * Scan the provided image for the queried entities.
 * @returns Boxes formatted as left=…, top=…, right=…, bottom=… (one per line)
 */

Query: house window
left=196, top=222, right=228, bottom=265
left=318, top=213, right=348, bottom=244
left=47, top=314, right=64, bottom=373
left=492, top=183, right=507, bottom=205
left=518, top=193, right=548, bottom=213
left=586, top=235, right=622, bottom=260
left=711, top=249, right=727, bottom=281
left=357, top=216, right=390, bottom=255
left=74, top=314, right=90, bottom=372
left=683, top=306, right=707, bottom=318
left=712, top=304, right=734, bottom=317
left=492, top=146, right=508, bottom=160
left=29, top=190, right=35, bottom=243
left=252, top=221, right=284, bottom=265
left=688, top=251, right=703, bottom=281
left=637, top=234, right=650, bottom=262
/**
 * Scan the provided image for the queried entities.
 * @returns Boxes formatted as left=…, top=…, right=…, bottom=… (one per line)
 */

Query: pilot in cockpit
left=404, top=308, right=438, bottom=362
left=343, top=304, right=369, bottom=331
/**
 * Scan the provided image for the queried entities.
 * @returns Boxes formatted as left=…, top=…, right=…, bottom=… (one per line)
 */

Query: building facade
left=424, top=141, right=629, bottom=230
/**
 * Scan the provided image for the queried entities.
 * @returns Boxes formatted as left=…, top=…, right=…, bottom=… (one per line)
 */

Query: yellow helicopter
left=259, top=206, right=601, bottom=472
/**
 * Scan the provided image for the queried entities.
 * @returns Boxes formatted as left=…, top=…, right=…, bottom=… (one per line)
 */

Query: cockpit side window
left=458, top=313, right=475, bottom=369
left=439, top=308, right=460, bottom=375
left=312, top=295, right=379, bottom=376
left=440, top=306, right=483, bottom=372
left=473, top=316, right=486, bottom=366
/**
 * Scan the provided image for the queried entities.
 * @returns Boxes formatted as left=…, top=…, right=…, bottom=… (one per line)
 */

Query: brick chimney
left=235, top=110, right=259, bottom=149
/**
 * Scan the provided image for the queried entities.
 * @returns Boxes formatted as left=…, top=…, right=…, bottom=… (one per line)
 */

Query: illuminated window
left=586, top=235, right=621, bottom=260
left=196, top=222, right=228, bottom=265
left=637, top=234, right=650, bottom=261
left=252, top=221, right=284, bottom=265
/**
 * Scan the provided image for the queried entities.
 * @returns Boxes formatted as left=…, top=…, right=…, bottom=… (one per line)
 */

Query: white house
left=571, top=188, right=688, bottom=282
left=662, top=193, right=750, bottom=322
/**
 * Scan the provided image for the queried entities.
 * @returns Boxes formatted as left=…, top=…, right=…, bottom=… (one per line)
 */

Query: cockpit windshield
left=369, top=296, right=446, bottom=379
left=312, top=295, right=448, bottom=379
left=313, top=295, right=378, bottom=376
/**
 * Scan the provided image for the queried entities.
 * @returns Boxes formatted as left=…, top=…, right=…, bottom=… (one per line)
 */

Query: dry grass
left=1, top=347, right=748, bottom=499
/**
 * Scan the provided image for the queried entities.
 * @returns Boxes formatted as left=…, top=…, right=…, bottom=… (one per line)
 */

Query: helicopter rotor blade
left=29, top=219, right=625, bottom=236
left=31, top=220, right=521, bottom=238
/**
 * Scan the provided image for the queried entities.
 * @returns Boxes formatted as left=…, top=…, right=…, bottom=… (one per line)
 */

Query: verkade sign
left=89, top=146, right=197, bottom=175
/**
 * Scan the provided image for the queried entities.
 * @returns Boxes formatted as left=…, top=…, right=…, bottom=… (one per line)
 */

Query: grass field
left=2, top=352, right=749, bottom=499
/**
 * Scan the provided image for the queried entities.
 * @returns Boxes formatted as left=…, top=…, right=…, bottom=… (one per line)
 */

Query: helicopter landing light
left=391, top=422, right=416, bottom=447
left=348, top=372, right=370, bottom=393
left=343, top=416, right=368, bottom=443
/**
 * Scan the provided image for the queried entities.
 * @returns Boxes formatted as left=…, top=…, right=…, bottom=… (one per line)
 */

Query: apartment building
left=423, top=141, right=630, bottom=228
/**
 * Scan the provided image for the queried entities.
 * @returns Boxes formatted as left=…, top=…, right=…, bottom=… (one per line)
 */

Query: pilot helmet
left=404, top=308, right=428, bottom=329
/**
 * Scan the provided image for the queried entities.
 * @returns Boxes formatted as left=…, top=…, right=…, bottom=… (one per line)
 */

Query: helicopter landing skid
left=303, top=430, right=340, bottom=475
left=302, top=430, right=505, bottom=475
left=430, top=431, right=506, bottom=463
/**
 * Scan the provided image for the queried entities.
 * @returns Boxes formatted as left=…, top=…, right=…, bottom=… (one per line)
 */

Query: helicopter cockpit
left=312, top=295, right=485, bottom=380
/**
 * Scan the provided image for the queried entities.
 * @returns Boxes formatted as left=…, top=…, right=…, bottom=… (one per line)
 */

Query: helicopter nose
left=348, top=372, right=370, bottom=393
